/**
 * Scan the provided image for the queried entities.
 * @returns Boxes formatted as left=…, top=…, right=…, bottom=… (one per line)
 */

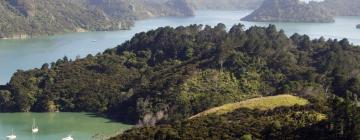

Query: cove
left=0, top=112, right=132, bottom=140
left=0, top=10, right=360, bottom=85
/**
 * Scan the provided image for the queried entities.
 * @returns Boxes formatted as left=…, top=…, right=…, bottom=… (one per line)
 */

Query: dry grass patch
left=189, top=94, right=309, bottom=119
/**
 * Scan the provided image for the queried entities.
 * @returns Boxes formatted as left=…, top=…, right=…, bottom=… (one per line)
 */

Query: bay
left=0, top=112, right=132, bottom=140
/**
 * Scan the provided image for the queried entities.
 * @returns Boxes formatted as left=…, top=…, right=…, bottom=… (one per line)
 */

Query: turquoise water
left=0, top=113, right=132, bottom=140
left=0, top=10, right=360, bottom=85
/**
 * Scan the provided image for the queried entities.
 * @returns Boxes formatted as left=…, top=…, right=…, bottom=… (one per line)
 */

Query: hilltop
left=0, top=0, right=194, bottom=39
left=242, top=0, right=334, bottom=23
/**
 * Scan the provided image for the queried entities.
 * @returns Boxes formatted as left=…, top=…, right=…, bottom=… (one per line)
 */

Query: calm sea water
left=0, top=113, right=132, bottom=140
left=0, top=10, right=359, bottom=84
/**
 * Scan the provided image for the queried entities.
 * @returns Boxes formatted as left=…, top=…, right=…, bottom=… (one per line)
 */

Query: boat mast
left=32, top=118, right=35, bottom=129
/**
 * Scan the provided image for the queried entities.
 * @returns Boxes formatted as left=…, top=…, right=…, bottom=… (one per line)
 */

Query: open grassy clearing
left=189, top=94, right=310, bottom=119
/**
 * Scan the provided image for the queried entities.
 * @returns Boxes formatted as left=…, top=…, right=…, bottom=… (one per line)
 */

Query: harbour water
left=0, top=113, right=132, bottom=140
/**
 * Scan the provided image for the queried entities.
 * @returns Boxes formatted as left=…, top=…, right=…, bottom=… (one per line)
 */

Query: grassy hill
left=112, top=95, right=327, bottom=140
left=189, top=95, right=309, bottom=119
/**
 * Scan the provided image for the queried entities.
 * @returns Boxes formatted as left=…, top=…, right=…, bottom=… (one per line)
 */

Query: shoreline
left=0, top=14, right=195, bottom=40
left=0, top=26, right=132, bottom=40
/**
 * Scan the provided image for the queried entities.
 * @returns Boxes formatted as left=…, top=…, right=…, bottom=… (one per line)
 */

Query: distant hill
left=0, top=0, right=194, bottom=39
left=241, top=0, right=334, bottom=23
left=86, top=0, right=194, bottom=20
left=322, top=0, right=360, bottom=16
left=0, top=0, right=121, bottom=39
left=185, top=0, right=263, bottom=10
left=357, top=24, right=360, bottom=29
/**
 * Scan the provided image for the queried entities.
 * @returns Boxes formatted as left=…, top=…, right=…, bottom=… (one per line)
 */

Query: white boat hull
left=32, top=119, right=39, bottom=133
left=62, top=136, right=74, bottom=140
left=32, top=128, right=39, bottom=133
left=6, top=135, right=16, bottom=140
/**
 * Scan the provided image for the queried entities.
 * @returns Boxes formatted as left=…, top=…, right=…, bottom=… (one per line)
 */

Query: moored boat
left=62, top=135, right=74, bottom=140
left=6, top=129, right=16, bottom=140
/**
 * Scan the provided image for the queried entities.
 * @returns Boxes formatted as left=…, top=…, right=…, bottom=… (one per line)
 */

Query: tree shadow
left=84, top=113, right=134, bottom=125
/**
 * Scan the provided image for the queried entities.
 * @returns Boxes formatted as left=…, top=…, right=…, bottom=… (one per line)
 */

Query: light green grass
left=189, top=94, right=310, bottom=119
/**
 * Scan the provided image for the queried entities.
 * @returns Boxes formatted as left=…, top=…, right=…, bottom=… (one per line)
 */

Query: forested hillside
left=1, top=23, right=360, bottom=131
left=242, top=0, right=360, bottom=23
left=0, top=0, right=194, bottom=39
left=322, top=0, right=360, bottom=16
left=86, top=0, right=193, bottom=19
left=112, top=95, right=360, bottom=140
left=242, top=0, right=334, bottom=22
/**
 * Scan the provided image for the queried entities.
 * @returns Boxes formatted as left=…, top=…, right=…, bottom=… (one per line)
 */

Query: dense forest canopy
left=0, top=0, right=194, bottom=39
left=0, top=21, right=360, bottom=139
left=1, top=23, right=360, bottom=129
left=2, top=0, right=360, bottom=139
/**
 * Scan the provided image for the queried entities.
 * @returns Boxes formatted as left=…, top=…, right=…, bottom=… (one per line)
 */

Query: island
left=1, top=24, right=360, bottom=139
left=0, top=0, right=194, bottom=39
left=357, top=24, right=360, bottom=29
left=241, top=0, right=335, bottom=23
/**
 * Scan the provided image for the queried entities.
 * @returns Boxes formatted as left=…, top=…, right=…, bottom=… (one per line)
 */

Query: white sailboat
left=62, top=135, right=74, bottom=140
left=32, top=118, right=39, bottom=134
left=6, top=129, right=16, bottom=140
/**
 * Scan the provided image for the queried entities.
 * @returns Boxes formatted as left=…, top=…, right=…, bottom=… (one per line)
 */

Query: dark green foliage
left=1, top=23, right=360, bottom=128
left=0, top=89, right=15, bottom=112
left=112, top=97, right=360, bottom=140
left=328, top=94, right=360, bottom=140
left=111, top=105, right=329, bottom=140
